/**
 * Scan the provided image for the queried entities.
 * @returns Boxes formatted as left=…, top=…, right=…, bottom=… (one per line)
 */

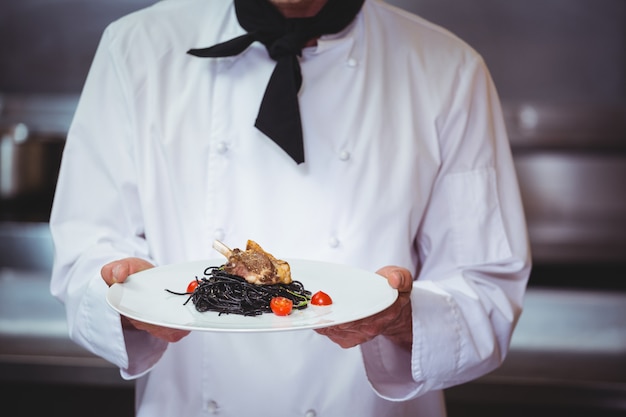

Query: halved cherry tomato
left=270, top=297, right=293, bottom=316
left=310, top=291, right=332, bottom=306
left=186, top=279, right=199, bottom=293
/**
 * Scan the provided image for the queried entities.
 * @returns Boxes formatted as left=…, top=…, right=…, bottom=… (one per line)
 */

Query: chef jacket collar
left=210, top=1, right=362, bottom=66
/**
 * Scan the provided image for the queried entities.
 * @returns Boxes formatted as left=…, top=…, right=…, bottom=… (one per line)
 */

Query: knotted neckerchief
left=188, top=0, right=365, bottom=164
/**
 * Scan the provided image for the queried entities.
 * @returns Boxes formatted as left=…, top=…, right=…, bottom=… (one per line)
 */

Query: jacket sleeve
left=49, top=25, right=168, bottom=380
left=361, top=53, right=532, bottom=400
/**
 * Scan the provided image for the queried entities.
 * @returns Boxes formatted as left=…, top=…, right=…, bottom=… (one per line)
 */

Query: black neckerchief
left=188, top=0, right=365, bottom=164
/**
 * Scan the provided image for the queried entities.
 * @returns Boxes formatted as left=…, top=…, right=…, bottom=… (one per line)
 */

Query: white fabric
left=50, top=0, right=531, bottom=416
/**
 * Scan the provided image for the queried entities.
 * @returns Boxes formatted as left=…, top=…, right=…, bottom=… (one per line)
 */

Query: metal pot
left=0, top=123, right=61, bottom=200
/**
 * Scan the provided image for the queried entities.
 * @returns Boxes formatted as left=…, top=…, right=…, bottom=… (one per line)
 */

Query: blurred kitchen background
left=1, top=0, right=625, bottom=416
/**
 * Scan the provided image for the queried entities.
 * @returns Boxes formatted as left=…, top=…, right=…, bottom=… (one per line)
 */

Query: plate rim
left=106, top=258, right=398, bottom=333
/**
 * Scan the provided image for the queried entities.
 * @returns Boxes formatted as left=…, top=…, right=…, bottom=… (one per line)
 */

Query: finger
left=101, top=261, right=132, bottom=286
left=101, top=261, right=123, bottom=286
left=127, top=317, right=190, bottom=343
left=101, top=258, right=154, bottom=286
left=315, top=327, right=369, bottom=349
left=375, top=266, right=413, bottom=292
left=123, top=257, right=155, bottom=275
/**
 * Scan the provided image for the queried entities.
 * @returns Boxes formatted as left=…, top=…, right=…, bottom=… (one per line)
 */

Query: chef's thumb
left=376, top=266, right=413, bottom=293
left=101, top=257, right=154, bottom=286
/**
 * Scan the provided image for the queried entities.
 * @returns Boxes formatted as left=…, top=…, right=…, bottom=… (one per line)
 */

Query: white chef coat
left=50, top=0, right=531, bottom=416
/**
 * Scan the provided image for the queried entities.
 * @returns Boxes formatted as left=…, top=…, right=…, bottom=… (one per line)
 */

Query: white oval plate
left=106, top=258, right=398, bottom=333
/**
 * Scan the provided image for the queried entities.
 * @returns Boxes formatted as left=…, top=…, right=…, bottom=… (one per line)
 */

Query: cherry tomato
left=270, top=297, right=293, bottom=316
left=310, top=291, right=333, bottom=306
left=186, top=279, right=199, bottom=293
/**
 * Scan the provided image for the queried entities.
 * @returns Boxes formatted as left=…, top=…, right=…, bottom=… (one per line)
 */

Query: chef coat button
left=328, top=237, right=340, bottom=248
left=347, top=57, right=358, bottom=67
left=339, top=150, right=351, bottom=161
left=214, top=229, right=225, bottom=241
left=215, top=141, right=228, bottom=154
left=304, top=410, right=317, bottom=417
left=206, top=400, right=219, bottom=414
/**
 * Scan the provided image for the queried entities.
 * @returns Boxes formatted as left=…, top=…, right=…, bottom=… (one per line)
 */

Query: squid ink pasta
left=166, top=266, right=312, bottom=316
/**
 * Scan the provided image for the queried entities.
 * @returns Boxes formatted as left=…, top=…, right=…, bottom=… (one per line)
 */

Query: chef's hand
left=315, top=266, right=413, bottom=350
left=101, top=257, right=191, bottom=343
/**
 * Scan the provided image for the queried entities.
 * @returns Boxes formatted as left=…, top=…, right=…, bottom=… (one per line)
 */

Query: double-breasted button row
left=213, top=139, right=351, bottom=164
left=213, top=233, right=340, bottom=250
left=205, top=401, right=316, bottom=416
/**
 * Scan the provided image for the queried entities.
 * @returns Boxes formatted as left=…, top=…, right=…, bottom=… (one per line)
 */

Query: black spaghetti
left=165, top=266, right=312, bottom=316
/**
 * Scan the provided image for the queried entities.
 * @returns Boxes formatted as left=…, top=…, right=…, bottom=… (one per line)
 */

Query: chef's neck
left=268, top=0, right=329, bottom=18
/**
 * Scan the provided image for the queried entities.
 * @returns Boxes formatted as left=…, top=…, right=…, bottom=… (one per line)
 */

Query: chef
left=50, top=0, right=531, bottom=416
